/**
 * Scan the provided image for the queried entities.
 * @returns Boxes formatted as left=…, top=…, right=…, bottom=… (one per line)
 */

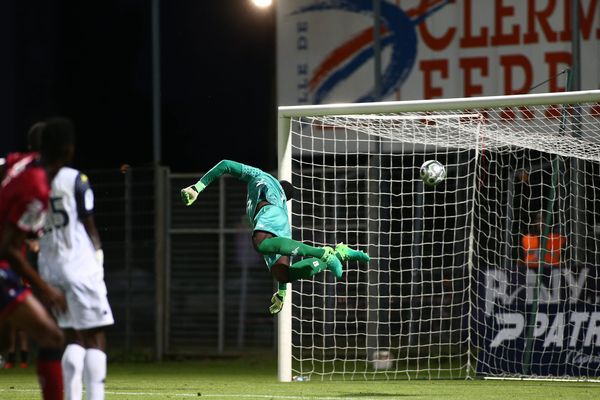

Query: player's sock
left=5, top=352, right=16, bottom=368
left=84, top=349, right=107, bottom=400
left=257, top=237, right=326, bottom=258
left=288, top=258, right=327, bottom=281
left=20, top=350, right=29, bottom=368
left=335, top=243, right=370, bottom=263
left=37, top=347, right=64, bottom=400
left=277, top=282, right=287, bottom=299
left=62, top=344, right=86, bottom=400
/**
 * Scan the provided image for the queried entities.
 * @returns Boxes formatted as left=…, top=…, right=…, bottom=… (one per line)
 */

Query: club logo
left=292, top=0, right=451, bottom=103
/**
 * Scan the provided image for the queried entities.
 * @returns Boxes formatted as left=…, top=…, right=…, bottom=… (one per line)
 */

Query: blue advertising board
left=475, top=266, right=600, bottom=377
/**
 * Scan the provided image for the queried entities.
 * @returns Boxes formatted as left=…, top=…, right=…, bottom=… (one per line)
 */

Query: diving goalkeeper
left=181, top=159, right=369, bottom=315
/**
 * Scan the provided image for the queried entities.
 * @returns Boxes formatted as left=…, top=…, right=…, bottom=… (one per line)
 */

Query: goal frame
left=276, top=90, right=600, bottom=382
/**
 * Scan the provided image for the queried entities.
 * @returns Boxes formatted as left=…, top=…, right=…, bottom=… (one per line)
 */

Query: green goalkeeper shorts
left=252, top=204, right=292, bottom=270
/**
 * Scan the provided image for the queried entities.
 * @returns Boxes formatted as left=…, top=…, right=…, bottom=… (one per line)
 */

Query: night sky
left=0, top=0, right=276, bottom=172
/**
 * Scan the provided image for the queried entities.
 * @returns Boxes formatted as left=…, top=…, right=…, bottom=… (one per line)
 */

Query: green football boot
left=321, top=246, right=343, bottom=279
left=335, top=243, right=370, bottom=263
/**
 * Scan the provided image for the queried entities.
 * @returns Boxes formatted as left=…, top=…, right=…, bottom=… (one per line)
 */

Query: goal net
left=277, top=91, right=600, bottom=381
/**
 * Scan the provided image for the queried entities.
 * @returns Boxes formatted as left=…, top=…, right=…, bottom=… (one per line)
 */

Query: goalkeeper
left=181, top=159, right=369, bottom=315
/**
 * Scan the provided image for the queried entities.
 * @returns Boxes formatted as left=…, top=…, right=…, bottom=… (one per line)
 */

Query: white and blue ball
left=420, top=160, right=446, bottom=186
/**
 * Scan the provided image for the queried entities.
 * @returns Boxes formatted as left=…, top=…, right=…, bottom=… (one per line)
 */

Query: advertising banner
left=277, top=0, right=600, bottom=105
left=476, top=266, right=600, bottom=376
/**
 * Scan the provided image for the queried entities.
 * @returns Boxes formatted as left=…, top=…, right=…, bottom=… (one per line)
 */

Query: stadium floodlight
left=250, top=0, right=272, bottom=8
left=278, top=90, right=600, bottom=382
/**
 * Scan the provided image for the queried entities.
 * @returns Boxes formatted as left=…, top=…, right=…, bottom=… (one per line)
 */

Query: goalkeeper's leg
left=269, top=257, right=328, bottom=315
left=256, top=236, right=369, bottom=263
left=256, top=233, right=370, bottom=314
left=254, top=234, right=343, bottom=278
left=256, top=236, right=327, bottom=258
left=272, top=258, right=328, bottom=283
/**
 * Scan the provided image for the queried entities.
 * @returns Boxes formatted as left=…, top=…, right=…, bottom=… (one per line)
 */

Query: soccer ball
left=371, top=350, right=394, bottom=370
left=420, top=160, right=446, bottom=186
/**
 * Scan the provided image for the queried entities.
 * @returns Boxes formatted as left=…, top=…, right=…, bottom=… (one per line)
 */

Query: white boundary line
left=483, top=376, right=600, bottom=383
left=0, top=388, right=387, bottom=400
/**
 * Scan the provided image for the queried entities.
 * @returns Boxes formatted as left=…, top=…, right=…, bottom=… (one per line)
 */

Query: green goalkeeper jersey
left=195, top=159, right=289, bottom=224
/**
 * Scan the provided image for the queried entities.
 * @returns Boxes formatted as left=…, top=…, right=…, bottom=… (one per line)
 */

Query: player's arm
left=75, top=172, right=104, bottom=265
left=82, top=216, right=103, bottom=265
left=81, top=217, right=101, bottom=250
left=0, top=222, right=66, bottom=312
left=181, top=159, right=259, bottom=206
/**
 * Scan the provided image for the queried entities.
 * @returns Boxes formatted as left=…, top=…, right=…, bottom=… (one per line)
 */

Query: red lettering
left=491, top=0, right=521, bottom=46
left=502, top=106, right=536, bottom=120
left=419, top=112, right=437, bottom=127
left=524, top=0, right=558, bottom=44
left=417, top=0, right=456, bottom=51
left=579, top=0, right=598, bottom=40
left=420, top=59, right=448, bottom=99
left=545, top=51, right=571, bottom=92
left=460, top=0, right=488, bottom=47
left=459, top=57, right=488, bottom=97
left=592, top=103, right=600, bottom=117
left=500, top=55, right=533, bottom=94
left=561, top=0, right=571, bottom=41
left=560, top=0, right=600, bottom=41
left=500, top=108, right=516, bottom=120
left=520, top=107, right=535, bottom=120
left=545, top=105, right=562, bottom=119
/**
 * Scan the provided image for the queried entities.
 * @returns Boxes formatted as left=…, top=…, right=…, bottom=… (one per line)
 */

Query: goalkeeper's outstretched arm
left=181, top=159, right=253, bottom=206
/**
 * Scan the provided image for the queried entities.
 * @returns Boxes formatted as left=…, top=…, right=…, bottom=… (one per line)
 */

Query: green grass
left=0, top=353, right=599, bottom=399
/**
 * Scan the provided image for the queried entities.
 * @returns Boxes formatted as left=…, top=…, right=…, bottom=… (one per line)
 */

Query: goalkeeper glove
left=180, top=182, right=205, bottom=206
left=269, top=291, right=285, bottom=315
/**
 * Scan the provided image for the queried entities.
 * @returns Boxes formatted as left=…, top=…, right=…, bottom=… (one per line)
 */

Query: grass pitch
left=0, top=353, right=598, bottom=399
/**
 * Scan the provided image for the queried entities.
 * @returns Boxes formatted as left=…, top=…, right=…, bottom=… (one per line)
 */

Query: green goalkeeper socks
left=257, top=237, right=326, bottom=259
left=278, top=282, right=287, bottom=294
left=287, top=258, right=327, bottom=281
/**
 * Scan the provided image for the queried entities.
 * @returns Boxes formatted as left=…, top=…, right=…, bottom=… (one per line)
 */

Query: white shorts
left=53, top=271, right=114, bottom=331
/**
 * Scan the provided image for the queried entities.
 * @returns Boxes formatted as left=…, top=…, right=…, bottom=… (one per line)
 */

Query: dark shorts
left=0, top=268, right=31, bottom=320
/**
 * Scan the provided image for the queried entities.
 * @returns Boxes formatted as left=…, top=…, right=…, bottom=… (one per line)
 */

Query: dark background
left=0, top=0, right=277, bottom=172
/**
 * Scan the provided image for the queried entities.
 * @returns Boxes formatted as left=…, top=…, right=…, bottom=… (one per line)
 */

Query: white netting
left=314, top=105, right=600, bottom=161
left=288, top=99, right=600, bottom=380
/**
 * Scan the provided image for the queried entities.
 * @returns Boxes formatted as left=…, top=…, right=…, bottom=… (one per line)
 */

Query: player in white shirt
left=39, top=162, right=113, bottom=400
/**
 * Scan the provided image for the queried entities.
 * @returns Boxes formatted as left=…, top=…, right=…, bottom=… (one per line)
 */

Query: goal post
left=277, top=90, right=600, bottom=382
left=277, top=114, right=293, bottom=382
